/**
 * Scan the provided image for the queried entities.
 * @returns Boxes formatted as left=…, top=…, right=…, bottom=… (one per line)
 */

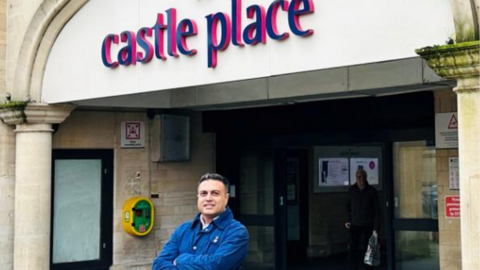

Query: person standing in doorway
left=345, top=169, right=381, bottom=270
left=152, top=173, right=249, bottom=270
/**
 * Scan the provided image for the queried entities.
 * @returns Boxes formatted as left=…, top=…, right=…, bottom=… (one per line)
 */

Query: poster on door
left=318, top=158, right=349, bottom=186
left=350, top=158, right=379, bottom=185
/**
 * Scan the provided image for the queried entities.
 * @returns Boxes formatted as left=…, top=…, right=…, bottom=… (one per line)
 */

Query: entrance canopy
left=42, top=0, right=454, bottom=106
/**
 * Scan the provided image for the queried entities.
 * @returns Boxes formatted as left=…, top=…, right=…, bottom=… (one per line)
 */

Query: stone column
left=0, top=103, right=75, bottom=270
left=417, top=41, right=480, bottom=270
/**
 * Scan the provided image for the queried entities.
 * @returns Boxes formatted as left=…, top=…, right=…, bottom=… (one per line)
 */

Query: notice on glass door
left=318, top=158, right=349, bottom=186
left=350, top=158, right=379, bottom=185
left=449, top=157, right=459, bottom=190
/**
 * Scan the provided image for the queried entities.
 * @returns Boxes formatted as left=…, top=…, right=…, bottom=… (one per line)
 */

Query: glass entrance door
left=392, top=141, right=439, bottom=270
left=238, top=147, right=279, bottom=270
left=51, top=150, right=113, bottom=270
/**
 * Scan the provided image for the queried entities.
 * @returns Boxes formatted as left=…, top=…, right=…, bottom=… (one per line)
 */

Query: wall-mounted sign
left=101, top=0, right=315, bottom=69
left=435, top=113, right=458, bottom=149
left=318, top=158, right=349, bottom=186
left=121, top=121, right=145, bottom=148
left=445, top=195, right=460, bottom=218
left=314, top=146, right=383, bottom=193
left=449, top=157, right=459, bottom=190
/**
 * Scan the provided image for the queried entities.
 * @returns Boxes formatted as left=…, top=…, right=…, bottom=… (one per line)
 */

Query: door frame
left=50, top=149, right=114, bottom=270
left=282, top=148, right=309, bottom=264
left=274, top=148, right=288, bottom=269
left=385, top=140, right=439, bottom=270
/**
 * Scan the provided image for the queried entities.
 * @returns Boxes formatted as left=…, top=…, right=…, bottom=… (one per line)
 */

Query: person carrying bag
left=364, top=231, right=381, bottom=267
left=345, top=169, right=381, bottom=270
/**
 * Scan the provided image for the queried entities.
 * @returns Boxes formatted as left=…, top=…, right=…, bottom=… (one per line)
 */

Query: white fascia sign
left=42, top=0, right=454, bottom=103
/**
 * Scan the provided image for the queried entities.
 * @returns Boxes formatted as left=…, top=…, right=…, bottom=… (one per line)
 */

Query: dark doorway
left=51, top=149, right=114, bottom=270
left=284, top=149, right=309, bottom=265
left=207, top=92, right=437, bottom=270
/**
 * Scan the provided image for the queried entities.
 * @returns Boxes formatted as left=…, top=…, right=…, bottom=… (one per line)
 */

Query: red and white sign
left=126, top=122, right=141, bottom=140
left=121, top=121, right=145, bottom=148
left=445, top=195, right=460, bottom=218
left=448, top=114, right=458, bottom=129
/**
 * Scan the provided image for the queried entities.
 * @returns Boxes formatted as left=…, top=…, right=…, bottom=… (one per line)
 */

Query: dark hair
left=198, top=173, right=230, bottom=192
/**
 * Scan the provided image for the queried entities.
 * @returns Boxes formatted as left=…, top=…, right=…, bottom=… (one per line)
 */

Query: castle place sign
left=43, top=0, right=454, bottom=103
left=101, top=0, right=314, bottom=68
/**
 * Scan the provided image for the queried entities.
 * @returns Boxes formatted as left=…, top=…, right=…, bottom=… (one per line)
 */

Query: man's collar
left=191, top=206, right=233, bottom=230
left=200, top=214, right=220, bottom=230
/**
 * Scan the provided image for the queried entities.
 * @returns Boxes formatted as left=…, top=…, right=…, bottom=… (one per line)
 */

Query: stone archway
left=4, top=2, right=87, bottom=270
left=447, top=0, right=479, bottom=42
left=12, top=0, right=89, bottom=102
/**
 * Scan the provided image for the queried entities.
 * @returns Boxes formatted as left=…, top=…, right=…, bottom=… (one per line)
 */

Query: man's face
left=197, top=179, right=229, bottom=219
left=356, top=173, right=366, bottom=188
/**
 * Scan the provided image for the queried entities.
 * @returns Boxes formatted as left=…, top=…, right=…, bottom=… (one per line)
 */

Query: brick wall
left=435, top=90, right=461, bottom=270
left=0, top=121, right=15, bottom=270
left=0, top=0, right=5, bottom=94
left=0, top=1, right=15, bottom=269
left=53, top=110, right=214, bottom=270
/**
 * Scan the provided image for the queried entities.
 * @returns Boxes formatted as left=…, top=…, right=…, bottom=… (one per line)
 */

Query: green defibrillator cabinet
left=123, top=197, right=154, bottom=236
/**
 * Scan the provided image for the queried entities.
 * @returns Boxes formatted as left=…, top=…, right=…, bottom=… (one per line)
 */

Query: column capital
left=0, top=103, right=76, bottom=126
left=416, top=41, right=479, bottom=93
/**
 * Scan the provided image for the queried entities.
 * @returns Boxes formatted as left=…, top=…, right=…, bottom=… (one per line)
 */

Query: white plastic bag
left=364, top=232, right=381, bottom=266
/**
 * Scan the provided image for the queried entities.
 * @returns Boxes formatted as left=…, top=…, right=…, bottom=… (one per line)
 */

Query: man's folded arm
left=175, top=226, right=249, bottom=270
left=152, top=228, right=183, bottom=270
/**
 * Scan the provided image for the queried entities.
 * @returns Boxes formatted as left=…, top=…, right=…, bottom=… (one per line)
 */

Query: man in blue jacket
left=152, top=173, right=249, bottom=270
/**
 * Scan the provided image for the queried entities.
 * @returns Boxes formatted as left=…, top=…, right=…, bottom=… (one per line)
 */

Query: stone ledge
left=24, top=103, right=76, bottom=124
left=416, top=41, right=480, bottom=80
left=0, top=102, right=28, bottom=125
left=0, top=103, right=75, bottom=125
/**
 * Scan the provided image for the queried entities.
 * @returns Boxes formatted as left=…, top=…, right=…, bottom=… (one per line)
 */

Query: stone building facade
left=0, top=1, right=478, bottom=270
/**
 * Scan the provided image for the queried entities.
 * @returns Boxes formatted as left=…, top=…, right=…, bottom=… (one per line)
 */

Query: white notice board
left=314, top=146, right=382, bottom=193
left=318, top=158, right=349, bottom=186
left=435, top=113, right=458, bottom=149
left=449, top=157, right=459, bottom=190
left=350, top=158, right=379, bottom=185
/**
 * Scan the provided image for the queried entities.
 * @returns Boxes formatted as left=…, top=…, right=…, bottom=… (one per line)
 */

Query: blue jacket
left=152, top=207, right=249, bottom=270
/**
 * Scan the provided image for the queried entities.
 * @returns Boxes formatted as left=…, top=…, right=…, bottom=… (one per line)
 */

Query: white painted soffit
left=72, top=57, right=455, bottom=110
left=42, top=0, right=454, bottom=103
